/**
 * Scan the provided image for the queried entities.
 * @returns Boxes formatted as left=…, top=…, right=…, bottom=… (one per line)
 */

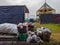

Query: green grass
left=34, top=22, right=60, bottom=33
left=41, top=24, right=60, bottom=33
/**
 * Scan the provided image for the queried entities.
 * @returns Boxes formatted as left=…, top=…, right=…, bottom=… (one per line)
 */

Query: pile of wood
left=0, top=32, right=17, bottom=41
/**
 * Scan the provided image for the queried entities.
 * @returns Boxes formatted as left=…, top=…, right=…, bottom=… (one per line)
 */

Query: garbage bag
left=0, top=23, right=18, bottom=34
left=18, top=33, right=28, bottom=41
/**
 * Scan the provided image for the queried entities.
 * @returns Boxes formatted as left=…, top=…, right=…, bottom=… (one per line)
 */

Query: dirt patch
left=51, top=33, right=60, bottom=42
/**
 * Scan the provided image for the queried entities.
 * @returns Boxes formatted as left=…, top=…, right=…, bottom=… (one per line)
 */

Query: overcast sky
left=0, top=0, right=60, bottom=18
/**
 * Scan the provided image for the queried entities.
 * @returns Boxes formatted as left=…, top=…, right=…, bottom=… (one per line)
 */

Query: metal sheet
left=0, top=6, right=25, bottom=24
left=40, top=14, right=60, bottom=24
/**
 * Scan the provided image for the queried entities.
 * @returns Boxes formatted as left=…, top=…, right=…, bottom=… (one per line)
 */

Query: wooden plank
left=0, top=32, right=17, bottom=36
left=0, top=36, right=18, bottom=41
left=0, top=41, right=39, bottom=45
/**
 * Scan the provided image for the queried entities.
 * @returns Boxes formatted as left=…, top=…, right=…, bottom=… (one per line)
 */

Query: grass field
left=41, top=24, right=60, bottom=33
left=34, top=22, right=60, bottom=33
left=34, top=22, right=60, bottom=43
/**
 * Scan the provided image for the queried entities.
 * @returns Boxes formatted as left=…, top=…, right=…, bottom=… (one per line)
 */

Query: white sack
left=0, top=23, right=18, bottom=34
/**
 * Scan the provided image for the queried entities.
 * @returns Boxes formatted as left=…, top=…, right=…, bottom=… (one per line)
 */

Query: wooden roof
left=38, top=3, right=55, bottom=11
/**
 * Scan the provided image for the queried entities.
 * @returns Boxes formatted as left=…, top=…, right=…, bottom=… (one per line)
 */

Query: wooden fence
left=0, top=32, right=38, bottom=45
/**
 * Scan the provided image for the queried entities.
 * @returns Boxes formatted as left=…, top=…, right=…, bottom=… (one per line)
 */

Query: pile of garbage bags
left=17, top=22, right=51, bottom=43
left=0, top=22, right=51, bottom=43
